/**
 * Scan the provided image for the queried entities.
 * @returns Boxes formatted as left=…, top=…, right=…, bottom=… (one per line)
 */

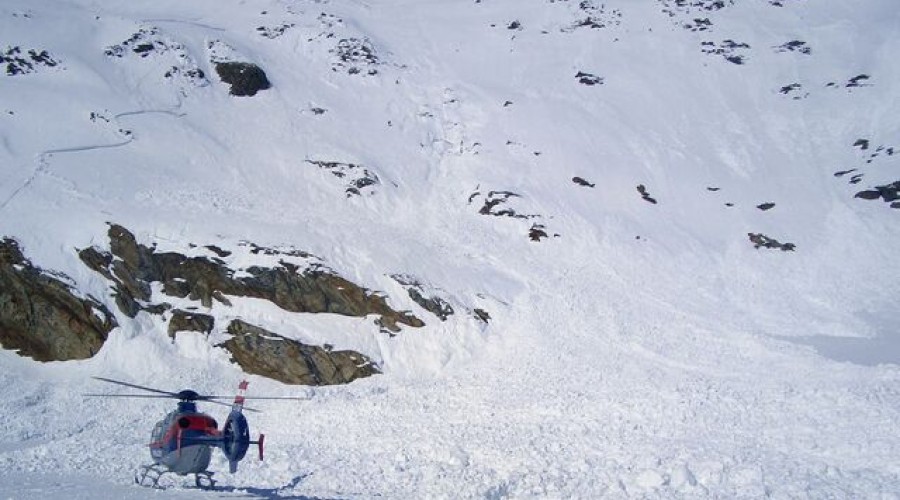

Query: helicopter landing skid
left=134, top=464, right=217, bottom=490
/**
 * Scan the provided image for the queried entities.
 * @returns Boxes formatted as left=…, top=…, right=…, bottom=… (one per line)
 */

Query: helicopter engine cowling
left=221, top=410, right=250, bottom=473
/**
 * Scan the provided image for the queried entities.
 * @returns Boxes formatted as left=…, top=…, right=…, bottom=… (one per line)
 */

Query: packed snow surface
left=1, top=0, right=899, bottom=497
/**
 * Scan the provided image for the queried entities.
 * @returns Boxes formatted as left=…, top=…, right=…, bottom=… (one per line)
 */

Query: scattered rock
left=756, top=202, right=775, bottom=211
left=220, top=320, right=379, bottom=385
left=576, top=71, right=604, bottom=85
left=637, top=184, right=658, bottom=204
left=214, top=62, right=271, bottom=96
left=572, top=176, right=595, bottom=188
left=478, top=191, right=532, bottom=218
left=748, top=233, right=795, bottom=251
left=306, top=160, right=381, bottom=197
left=774, top=40, right=810, bottom=55
left=778, top=83, right=807, bottom=99
left=391, top=274, right=454, bottom=321
left=2, top=46, right=60, bottom=76
left=472, top=308, right=491, bottom=324
left=529, top=224, right=551, bottom=241
left=0, top=238, right=115, bottom=361
left=256, top=23, right=295, bottom=39
left=701, top=39, right=750, bottom=64
left=332, top=37, right=379, bottom=76
left=855, top=181, right=900, bottom=206
left=105, top=27, right=208, bottom=89
left=561, top=0, right=623, bottom=31
left=846, top=74, right=871, bottom=88
left=683, top=17, right=713, bottom=32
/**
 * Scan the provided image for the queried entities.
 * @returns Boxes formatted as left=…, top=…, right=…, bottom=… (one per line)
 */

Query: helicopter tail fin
left=231, top=380, right=249, bottom=412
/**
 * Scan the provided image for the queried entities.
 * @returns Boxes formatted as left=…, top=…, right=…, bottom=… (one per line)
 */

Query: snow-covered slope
left=1, top=0, right=899, bottom=497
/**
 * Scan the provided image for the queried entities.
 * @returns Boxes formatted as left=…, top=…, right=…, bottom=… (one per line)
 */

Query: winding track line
left=0, top=109, right=185, bottom=214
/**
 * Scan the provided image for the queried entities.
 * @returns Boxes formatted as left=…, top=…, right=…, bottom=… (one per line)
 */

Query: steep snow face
left=1, top=0, right=899, bottom=497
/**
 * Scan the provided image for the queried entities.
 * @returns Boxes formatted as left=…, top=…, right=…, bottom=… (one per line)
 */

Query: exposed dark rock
left=683, top=17, right=712, bottom=32
left=2, top=46, right=60, bottom=76
left=707, top=186, right=721, bottom=191
left=701, top=39, right=750, bottom=64
left=757, top=202, right=775, bottom=211
left=508, top=20, right=522, bottom=30
left=576, top=71, right=604, bottom=86
left=205, top=245, right=231, bottom=258
left=778, top=83, right=807, bottom=99
left=855, top=181, right=900, bottom=205
left=834, top=169, right=858, bottom=177
left=1, top=239, right=115, bottom=361
left=168, top=309, right=214, bottom=339
left=853, top=139, right=870, bottom=150
left=529, top=224, right=550, bottom=241
left=215, top=62, right=271, bottom=96
left=257, top=23, right=295, bottom=39
left=105, top=28, right=207, bottom=89
left=391, top=274, right=455, bottom=321
left=779, top=83, right=799, bottom=94
left=80, top=224, right=423, bottom=332
left=572, top=176, right=595, bottom=188
left=332, top=38, right=379, bottom=76
left=306, top=160, right=381, bottom=197
left=478, top=191, right=531, bottom=218
left=637, top=184, right=658, bottom=204
left=748, top=233, right=795, bottom=251
left=473, top=308, right=491, bottom=324
left=774, top=40, right=810, bottom=54
left=220, top=320, right=379, bottom=385
left=846, top=74, right=870, bottom=88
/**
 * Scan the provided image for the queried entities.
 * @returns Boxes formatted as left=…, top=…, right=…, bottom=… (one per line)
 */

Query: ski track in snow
left=0, top=108, right=188, bottom=214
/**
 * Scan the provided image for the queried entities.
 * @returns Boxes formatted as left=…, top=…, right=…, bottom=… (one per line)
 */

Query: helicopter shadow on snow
left=210, top=473, right=341, bottom=500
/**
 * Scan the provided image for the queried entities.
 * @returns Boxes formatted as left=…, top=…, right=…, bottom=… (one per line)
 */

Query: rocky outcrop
left=168, top=309, right=214, bottom=339
left=79, top=224, right=423, bottom=332
left=214, top=61, right=270, bottom=96
left=0, top=238, right=115, bottom=361
left=219, top=320, right=379, bottom=385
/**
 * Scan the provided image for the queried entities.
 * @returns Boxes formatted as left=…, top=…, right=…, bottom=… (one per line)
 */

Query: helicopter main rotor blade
left=91, top=377, right=180, bottom=398
left=83, top=393, right=174, bottom=398
left=201, top=398, right=262, bottom=413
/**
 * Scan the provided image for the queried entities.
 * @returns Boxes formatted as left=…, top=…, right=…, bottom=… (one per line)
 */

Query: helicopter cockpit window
left=150, top=421, right=164, bottom=442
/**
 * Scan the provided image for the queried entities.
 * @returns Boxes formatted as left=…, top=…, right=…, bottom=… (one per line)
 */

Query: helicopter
left=86, top=377, right=299, bottom=489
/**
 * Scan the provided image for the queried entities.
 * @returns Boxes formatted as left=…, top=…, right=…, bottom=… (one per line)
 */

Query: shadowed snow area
left=1, top=0, right=899, bottom=498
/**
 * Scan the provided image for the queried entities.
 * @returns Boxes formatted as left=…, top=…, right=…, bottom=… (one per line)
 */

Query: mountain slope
left=1, top=0, right=899, bottom=497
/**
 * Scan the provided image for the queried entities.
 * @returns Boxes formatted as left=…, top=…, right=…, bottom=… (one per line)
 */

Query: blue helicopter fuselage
left=149, top=401, right=220, bottom=475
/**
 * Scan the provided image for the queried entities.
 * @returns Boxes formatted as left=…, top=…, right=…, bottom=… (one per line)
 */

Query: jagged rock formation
left=79, top=224, right=423, bottom=332
left=0, top=239, right=115, bottom=361
left=219, top=319, right=379, bottom=385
